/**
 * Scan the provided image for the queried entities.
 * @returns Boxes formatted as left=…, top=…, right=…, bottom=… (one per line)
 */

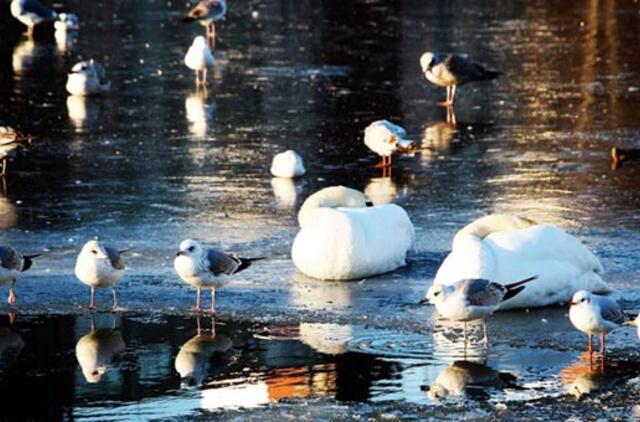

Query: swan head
left=420, top=52, right=435, bottom=73
left=177, top=239, right=204, bottom=259
left=297, top=186, right=368, bottom=227
left=569, top=290, right=592, bottom=308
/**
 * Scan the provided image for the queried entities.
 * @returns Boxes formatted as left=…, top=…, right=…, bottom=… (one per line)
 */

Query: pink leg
left=195, top=287, right=202, bottom=312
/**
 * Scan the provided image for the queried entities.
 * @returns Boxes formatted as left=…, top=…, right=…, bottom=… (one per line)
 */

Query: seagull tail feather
left=502, top=275, right=537, bottom=301
left=235, top=257, right=266, bottom=273
left=504, top=275, right=537, bottom=290
left=21, top=254, right=41, bottom=272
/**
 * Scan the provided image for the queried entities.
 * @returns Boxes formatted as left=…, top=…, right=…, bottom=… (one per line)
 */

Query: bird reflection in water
left=610, top=145, right=640, bottom=170
left=75, top=314, right=125, bottom=383
left=561, top=353, right=640, bottom=400
left=271, top=177, right=303, bottom=208
left=54, top=28, right=77, bottom=54
left=185, top=91, right=215, bottom=140
left=420, top=109, right=458, bottom=164
left=175, top=315, right=232, bottom=388
left=364, top=176, right=397, bottom=205
left=0, top=319, right=24, bottom=373
left=424, top=360, right=520, bottom=400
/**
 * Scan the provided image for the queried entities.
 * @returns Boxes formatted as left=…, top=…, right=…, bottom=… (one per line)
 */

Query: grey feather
left=0, top=246, right=20, bottom=271
left=206, top=249, right=241, bottom=276
left=430, top=53, right=501, bottom=85
left=458, top=279, right=505, bottom=307
left=104, top=247, right=125, bottom=270
left=597, top=296, right=627, bottom=325
left=18, top=0, right=56, bottom=19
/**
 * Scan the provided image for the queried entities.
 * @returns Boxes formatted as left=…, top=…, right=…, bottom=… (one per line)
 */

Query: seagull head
left=426, top=383, right=448, bottom=399
left=177, top=239, right=203, bottom=258
left=80, top=240, right=109, bottom=259
left=420, top=52, right=435, bottom=73
left=69, top=60, right=96, bottom=77
left=425, top=284, right=452, bottom=305
left=569, top=290, right=592, bottom=308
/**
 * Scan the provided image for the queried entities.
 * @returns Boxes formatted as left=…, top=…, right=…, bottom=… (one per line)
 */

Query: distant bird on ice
left=184, top=36, right=215, bottom=87
left=75, top=240, right=127, bottom=311
left=174, top=239, right=263, bottom=313
left=10, top=0, right=58, bottom=36
left=0, top=127, right=31, bottom=177
left=270, top=150, right=306, bottom=178
left=364, top=120, right=414, bottom=168
left=182, top=0, right=227, bottom=48
left=66, top=60, right=110, bottom=96
left=0, top=245, right=38, bottom=306
left=54, top=13, right=79, bottom=31
left=419, top=52, right=502, bottom=106
left=568, top=290, right=627, bottom=357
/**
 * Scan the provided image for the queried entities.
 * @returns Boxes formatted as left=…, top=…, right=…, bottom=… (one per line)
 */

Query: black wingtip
left=502, top=285, right=525, bottom=301
left=504, top=275, right=538, bottom=290
left=181, top=16, right=196, bottom=23
left=235, top=257, right=266, bottom=273
left=21, top=254, right=40, bottom=272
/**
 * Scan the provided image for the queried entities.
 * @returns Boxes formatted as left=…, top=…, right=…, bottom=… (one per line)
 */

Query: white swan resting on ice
left=291, top=186, right=415, bottom=280
left=270, top=150, right=305, bottom=178
left=430, top=214, right=610, bottom=310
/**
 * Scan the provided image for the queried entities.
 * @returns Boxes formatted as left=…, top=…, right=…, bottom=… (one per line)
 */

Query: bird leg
left=483, top=320, right=489, bottom=347
left=8, top=310, right=16, bottom=325
left=196, top=314, right=202, bottom=335
left=111, top=288, right=118, bottom=312
left=450, top=85, right=457, bottom=105
left=203, top=68, right=208, bottom=86
left=588, top=334, right=593, bottom=355
left=600, top=332, right=606, bottom=358
left=374, top=156, right=387, bottom=168
left=463, top=321, right=468, bottom=359
left=210, top=288, right=216, bottom=314
left=1, top=158, right=6, bottom=177
left=7, top=280, right=16, bottom=306
left=195, top=287, right=202, bottom=312
left=195, top=70, right=201, bottom=87
left=207, top=23, right=216, bottom=49
left=89, top=287, right=96, bottom=310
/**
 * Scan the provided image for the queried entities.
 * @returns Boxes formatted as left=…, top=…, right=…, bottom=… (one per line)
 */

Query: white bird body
left=10, top=0, right=57, bottom=30
left=75, top=241, right=124, bottom=289
left=75, top=328, right=125, bottom=383
left=66, top=60, right=110, bottom=96
left=569, top=290, right=624, bottom=335
left=364, top=120, right=413, bottom=158
left=433, top=214, right=609, bottom=310
left=291, top=186, right=414, bottom=280
left=185, top=36, right=215, bottom=71
left=54, top=13, right=79, bottom=31
left=270, top=150, right=305, bottom=178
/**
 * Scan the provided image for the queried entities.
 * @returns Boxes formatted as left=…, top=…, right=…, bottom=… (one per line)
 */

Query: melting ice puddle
left=0, top=314, right=636, bottom=419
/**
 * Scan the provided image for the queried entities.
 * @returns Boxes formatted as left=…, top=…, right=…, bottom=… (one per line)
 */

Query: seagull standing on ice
left=568, top=290, right=627, bottom=357
left=54, top=13, right=79, bottom=31
left=0, top=246, right=38, bottom=306
left=182, top=0, right=227, bottom=48
left=174, top=239, right=263, bottom=313
left=425, top=276, right=537, bottom=343
left=66, top=60, right=110, bottom=96
left=363, top=120, right=414, bottom=169
left=184, top=36, right=215, bottom=87
left=75, top=240, right=127, bottom=311
left=419, top=52, right=502, bottom=106
left=10, top=0, right=58, bottom=36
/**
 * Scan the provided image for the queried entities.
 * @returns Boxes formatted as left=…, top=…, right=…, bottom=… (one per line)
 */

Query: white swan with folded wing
left=431, top=214, right=610, bottom=309
left=291, top=186, right=414, bottom=280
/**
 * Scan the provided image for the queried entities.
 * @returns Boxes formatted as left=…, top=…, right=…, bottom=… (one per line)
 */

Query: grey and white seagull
left=568, top=290, right=627, bottom=357
left=10, top=0, right=58, bottom=36
left=0, top=245, right=39, bottom=306
left=75, top=240, right=127, bottom=311
left=182, top=0, right=227, bottom=49
left=419, top=52, right=502, bottom=106
left=425, top=276, right=537, bottom=343
left=174, top=239, right=263, bottom=313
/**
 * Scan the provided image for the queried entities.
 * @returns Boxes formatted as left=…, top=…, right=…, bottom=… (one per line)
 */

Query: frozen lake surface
left=1, top=0, right=640, bottom=419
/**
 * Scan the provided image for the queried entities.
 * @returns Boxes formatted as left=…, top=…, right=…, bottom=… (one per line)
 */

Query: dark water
left=1, top=0, right=640, bottom=418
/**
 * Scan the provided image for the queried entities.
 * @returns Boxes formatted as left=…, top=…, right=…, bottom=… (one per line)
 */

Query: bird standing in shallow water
left=174, top=239, right=263, bottom=313
left=66, top=60, right=111, bottom=96
left=184, top=36, right=215, bottom=87
left=0, top=245, right=38, bottom=306
left=363, top=120, right=414, bottom=170
left=419, top=52, right=502, bottom=106
left=75, top=240, right=127, bottom=311
left=568, top=290, right=627, bottom=358
left=182, top=0, right=227, bottom=49
left=10, top=0, right=58, bottom=37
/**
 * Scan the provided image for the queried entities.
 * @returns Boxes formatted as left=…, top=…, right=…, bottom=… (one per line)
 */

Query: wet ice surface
left=1, top=0, right=640, bottom=419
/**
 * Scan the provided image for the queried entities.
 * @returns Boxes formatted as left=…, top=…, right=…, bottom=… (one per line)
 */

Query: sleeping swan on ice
left=428, top=214, right=610, bottom=310
left=291, top=186, right=415, bottom=280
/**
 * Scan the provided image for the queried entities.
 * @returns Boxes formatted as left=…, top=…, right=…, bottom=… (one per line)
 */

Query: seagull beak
left=419, top=297, right=430, bottom=305
left=630, top=318, right=638, bottom=326
left=176, top=251, right=185, bottom=257
left=567, top=301, right=575, bottom=308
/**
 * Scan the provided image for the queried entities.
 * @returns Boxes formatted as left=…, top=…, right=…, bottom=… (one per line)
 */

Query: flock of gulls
left=2, top=0, right=639, bottom=403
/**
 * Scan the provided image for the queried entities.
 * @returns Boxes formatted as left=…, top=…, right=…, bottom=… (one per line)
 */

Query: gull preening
left=75, top=240, right=127, bottom=311
left=10, top=0, right=58, bottom=36
left=174, top=239, right=263, bottom=313
left=184, top=36, right=215, bottom=87
left=426, top=276, right=536, bottom=343
left=183, top=0, right=227, bottom=48
left=66, top=60, right=111, bottom=96
left=0, top=245, right=38, bottom=306
left=432, top=214, right=610, bottom=309
left=291, top=186, right=414, bottom=280
left=0, top=126, right=31, bottom=177
left=364, top=120, right=414, bottom=169
left=568, top=290, right=627, bottom=357
left=270, top=150, right=306, bottom=178
left=419, top=52, right=502, bottom=106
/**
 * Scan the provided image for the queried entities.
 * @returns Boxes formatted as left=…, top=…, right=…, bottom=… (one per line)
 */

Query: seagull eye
left=434, top=291, right=440, bottom=296
left=91, top=250, right=98, bottom=255
left=188, top=246, right=195, bottom=252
